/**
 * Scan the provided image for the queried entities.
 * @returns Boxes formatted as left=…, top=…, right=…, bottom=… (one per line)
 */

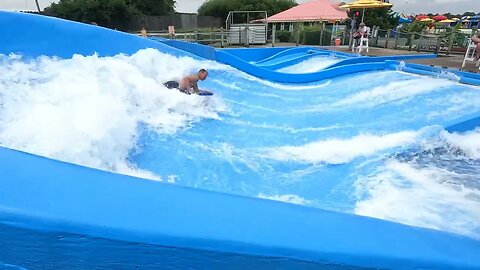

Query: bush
left=276, top=30, right=293, bottom=42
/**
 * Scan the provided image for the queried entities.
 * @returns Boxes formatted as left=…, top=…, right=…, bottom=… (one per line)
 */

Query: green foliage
left=198, top=0, right=297, bottom=21
left=463, top=11, right=476, bottom=17
left=402, top=20, right=428, bottom=34
left=44, top=0, right=176, bottom=30
left=127, top=0, right=175, bottom=15
left=44, top=0, right=141, bottom=29
left=276, top=30, right=293, bottom=42
left=348, top=7, right=399, bottom=30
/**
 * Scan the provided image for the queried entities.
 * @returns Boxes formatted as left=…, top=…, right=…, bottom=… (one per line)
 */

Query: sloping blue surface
left=158, top=39, right=438, bottom=83
left=0, top=11, right=193, bottom=59
left=2, top=146, right=480, bottom=269
left=1, top=10, right=480, bottom=270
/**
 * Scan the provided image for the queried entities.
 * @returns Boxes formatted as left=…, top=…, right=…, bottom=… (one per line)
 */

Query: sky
left=1, top=0, right=479, bottom=15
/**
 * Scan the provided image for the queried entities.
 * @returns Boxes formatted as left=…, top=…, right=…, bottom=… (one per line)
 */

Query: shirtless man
left=164, top=69, right=208, bottom=94
left=472, top=34, right=480, bottom=60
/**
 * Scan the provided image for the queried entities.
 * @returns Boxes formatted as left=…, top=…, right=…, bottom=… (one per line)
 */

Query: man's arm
left=191, top=80, right=200, bottom=93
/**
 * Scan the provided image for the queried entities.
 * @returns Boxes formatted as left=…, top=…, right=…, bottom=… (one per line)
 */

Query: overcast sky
left=1, top=0, right=479, bottom=15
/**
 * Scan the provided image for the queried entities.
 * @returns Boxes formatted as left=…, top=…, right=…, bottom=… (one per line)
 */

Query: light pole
left=34, top=0, right=41, bottom=13
left=402, top=1, right=408, bottom=15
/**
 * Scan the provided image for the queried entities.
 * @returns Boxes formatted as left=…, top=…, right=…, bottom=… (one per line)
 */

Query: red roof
left=265, top=0, right=348, bottom=23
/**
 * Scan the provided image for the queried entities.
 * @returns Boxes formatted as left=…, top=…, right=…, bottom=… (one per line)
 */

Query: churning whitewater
left=1, top=48, right=480, bottom=239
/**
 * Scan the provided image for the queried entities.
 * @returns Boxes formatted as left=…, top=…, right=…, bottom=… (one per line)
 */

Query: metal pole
left=349, top=17, right=356, bottom=51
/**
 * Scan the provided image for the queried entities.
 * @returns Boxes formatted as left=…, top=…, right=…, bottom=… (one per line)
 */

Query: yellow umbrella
left=339, top=0, right=393, bottom=22
left=439, top=19, right=456, bottom=23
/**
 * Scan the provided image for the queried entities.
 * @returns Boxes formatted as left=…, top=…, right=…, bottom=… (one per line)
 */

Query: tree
left=198, top=0, right=297, bottom=21
left=127, top=0, right=175, bottom=15
left=463, top=11, right=476, bottom=17
left=44, top=0, right=140, bottom=30
left=348, top=8, right=399, bottom=30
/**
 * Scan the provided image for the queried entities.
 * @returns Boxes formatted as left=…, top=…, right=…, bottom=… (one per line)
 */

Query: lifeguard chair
left=353, top=27, right=370, bottom=54
left=462, top=38, right=480, bottom=71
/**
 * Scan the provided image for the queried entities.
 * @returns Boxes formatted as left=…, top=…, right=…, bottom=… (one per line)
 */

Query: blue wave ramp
left=1, top=11, right=480, bottom=269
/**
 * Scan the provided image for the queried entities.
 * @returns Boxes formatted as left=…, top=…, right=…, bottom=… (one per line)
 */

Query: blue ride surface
left=1, top=11, right=480, bottom=270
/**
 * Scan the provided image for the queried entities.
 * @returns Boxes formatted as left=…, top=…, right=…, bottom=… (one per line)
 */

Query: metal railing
left=369, top=27, right=476, bottom=54
left=138, top=27, right=351, bottom=48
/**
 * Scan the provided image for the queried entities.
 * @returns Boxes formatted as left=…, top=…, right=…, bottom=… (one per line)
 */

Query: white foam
left=334, top=77, right=456, bottom=107
left=0, top=49, right=227, bottom=179
left=355, top=160, right=480, bottom=239
left=242, top=73, right=332, bottom=90
left=258, top=193, right=311, bottom=205
left=263, top=131, right=419, bottom=164
left=442, top=128, right=480, bottom=159
left=277, top=56, right=340, bottom=74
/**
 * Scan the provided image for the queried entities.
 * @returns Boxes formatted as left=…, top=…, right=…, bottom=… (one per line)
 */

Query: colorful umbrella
left=420, top=18, right=434, bottom=22
left=415, top=15, right=430, bottom=20
left=439, top=19, right=456, bottom=23
left=433, top=15, right=447, bottom=21
left=339, top=0, right=393, bottom=22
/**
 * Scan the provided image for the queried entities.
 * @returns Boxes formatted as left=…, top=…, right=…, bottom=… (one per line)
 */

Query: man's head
left=198, top=69, right=208, bottom=80
left=359, top=22, right=365, bottom=27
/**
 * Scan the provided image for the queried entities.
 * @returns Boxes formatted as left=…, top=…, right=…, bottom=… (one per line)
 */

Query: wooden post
left=447, top=32, right=456, bottom=55
left=319, top=21, right=325, bottom=46
left=435, top=35, right=442, bottom=54
left=416, top=35, right=422, bottom=52
left=385, top=30, right=391, bottom=48
left=245, top=26, right=249, bottom=47
left=394, top=29, right=400, bottom=49
left=220, top=27, right=224, bottom=48
left=296, top=24, right=300, bottom=46
left=409, top=33, right=415, bottom=51
left=272, top=24, right=276, bottom=47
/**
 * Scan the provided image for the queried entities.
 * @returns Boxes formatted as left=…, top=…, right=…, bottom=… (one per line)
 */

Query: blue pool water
left=129, top=59, right=480, bottom=238
left=1, top=49, right=479, bottom=241
left=1, top=10, right=480, bottom=268
left=0, top=223, right=367, bottom=270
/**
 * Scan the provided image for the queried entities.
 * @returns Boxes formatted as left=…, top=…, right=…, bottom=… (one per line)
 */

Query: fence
left=274, top=28, right=349, bottom=46
left=142, top=25, right=352, bottom=48
left=370, top=28, right=475, bottom=54
left=129, top=14, right=223, bottom=31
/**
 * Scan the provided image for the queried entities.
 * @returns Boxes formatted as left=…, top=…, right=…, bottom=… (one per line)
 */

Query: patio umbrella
left=439, top=19, right=456, bottom=23
left=339, top=0, right=393, bottom=22
left=415, top=15, right=430, bottom=20
left=420, top=18, right=434, bottom=22
left=433, top=15, right=447, bottom=21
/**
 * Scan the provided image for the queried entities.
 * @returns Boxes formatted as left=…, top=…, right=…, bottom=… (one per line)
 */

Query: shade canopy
left=339, top=0, right=393, bottom=9
left=433, top=15, right=447, bottom=21
left=415, top=15, right=429, bottom=20
left=439, top=19, right=456, bottom=23
left=265, top=0, right=348, bottom=23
